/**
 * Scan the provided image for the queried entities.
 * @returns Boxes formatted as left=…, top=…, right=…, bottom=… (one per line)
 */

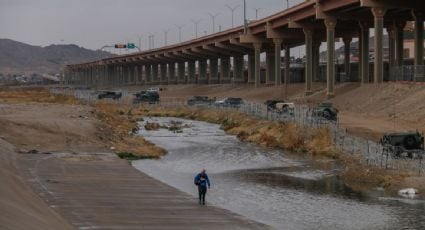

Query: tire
left=322, top=110, right=332, bottom=120
left=404, top=136, right=417, bottom=150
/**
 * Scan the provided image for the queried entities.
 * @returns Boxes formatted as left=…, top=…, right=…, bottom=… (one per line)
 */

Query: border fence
left=390, top=65, right=425, bottom=83
left=50, top=87, right=425, bottom=175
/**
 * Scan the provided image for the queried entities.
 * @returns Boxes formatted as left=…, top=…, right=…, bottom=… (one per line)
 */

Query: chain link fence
left=389, top=65, right=425, bottom=82
left=50, top=88, right=425, bottom=175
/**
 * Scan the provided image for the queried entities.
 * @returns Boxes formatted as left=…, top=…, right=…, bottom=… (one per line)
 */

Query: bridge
left=64, top=0, right=425, bottom=98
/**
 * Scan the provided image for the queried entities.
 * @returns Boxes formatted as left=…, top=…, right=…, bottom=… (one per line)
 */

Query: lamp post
left=254, top=8, right=261, bottom=20
left=243, top=0, right=247, bottom=34
left=191, top=19, right=202, bottom=38
left=208, top=12, right=220, bottom=33
left=137, top=35, right=142, bottom=51
left=225, top=4, right=240, bottom=28
left=175, top=24, right=185, bottom=43
left=163, top=29, right=170, bottom=46
left=286, top=0, right=290, bottom=9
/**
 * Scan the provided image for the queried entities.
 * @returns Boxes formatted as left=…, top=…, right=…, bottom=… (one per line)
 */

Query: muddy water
left=133, top=117, right=425, bottom=230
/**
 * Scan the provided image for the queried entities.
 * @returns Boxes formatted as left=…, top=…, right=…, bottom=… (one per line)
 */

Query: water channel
left=133, top=117, right=425, bottom=230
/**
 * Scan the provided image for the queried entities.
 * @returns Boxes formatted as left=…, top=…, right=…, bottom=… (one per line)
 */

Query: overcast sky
left=0, top=0, right=305, bottom=52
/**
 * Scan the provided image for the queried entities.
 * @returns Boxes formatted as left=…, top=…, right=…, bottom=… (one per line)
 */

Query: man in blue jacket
left=194, top=169, right=210, bottom=205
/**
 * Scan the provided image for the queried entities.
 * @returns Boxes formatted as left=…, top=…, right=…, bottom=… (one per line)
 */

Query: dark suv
left=215, top=97, right=244, bottom=108
left=98, top=91, right=122, bottom=100
left=312, top=102, right=338, bottom=121
left=133, top=91, right=159, bottom=104
left=381, top=132, right=424, bottom=158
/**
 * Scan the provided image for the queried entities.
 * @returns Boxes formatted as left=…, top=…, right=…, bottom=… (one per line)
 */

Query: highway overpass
left=64, top=0, right=425, bottom=98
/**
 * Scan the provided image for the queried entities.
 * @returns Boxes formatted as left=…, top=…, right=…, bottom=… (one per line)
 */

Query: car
left=133, top=91, right=159, bottom=104
left=275, top=102, right=295, bottom=116
left=381, top=132, right=424, bottom=158
left=98, top=91, right=122, bottom=100
left=312, top=102, right=338, bottom=121
left=265, top=100, right=286, bottom=112
left=187, top=96, right=215, bottom=106
left=215, top=97, right=244, bottom=107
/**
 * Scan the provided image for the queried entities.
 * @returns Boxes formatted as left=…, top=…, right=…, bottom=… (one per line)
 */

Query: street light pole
left=243, top=0, right=247, bottom=34
left=138, top=35, right=142, bottom=51
left=225, top=4, right=240, bottom=28
left=254, top=8, right=261, bottom=20
left=191, top=19, right=202, bottom=38
left=208, top=13, right=220, bottom=33
left=175, top=24, right=185, bottom=43
left=286, top=0, right=290, bottom=9
left=163, top=29, right=170, bottom=46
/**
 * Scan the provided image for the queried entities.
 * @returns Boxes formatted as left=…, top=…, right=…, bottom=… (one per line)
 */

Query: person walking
left=194, top=169, right=211, bottom=205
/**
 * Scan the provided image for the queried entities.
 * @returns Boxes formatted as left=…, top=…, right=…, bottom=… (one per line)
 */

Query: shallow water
left=133, top=117, right=425, bottom=230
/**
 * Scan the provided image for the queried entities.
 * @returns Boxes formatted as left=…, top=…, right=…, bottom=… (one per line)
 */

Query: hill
left=0, top=39, right=113, bottom=75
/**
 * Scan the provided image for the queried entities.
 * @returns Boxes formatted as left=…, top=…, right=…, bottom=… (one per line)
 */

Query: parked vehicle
left=265, top=100, right=286, bottom=112
left=214, top=97, right=244, bottom=108
left=187, top=96, right=216, bottom=106
left=98, top=91, right=122, bottom=100
left=312, top=102, right=338, bottom=121
left=381, top=132, right=424, bottom=158
left=147, top=87, right=160, bottom=93
left=133, top=91, right=159, bottom=104
left=275, top=102, right=295, bottom=116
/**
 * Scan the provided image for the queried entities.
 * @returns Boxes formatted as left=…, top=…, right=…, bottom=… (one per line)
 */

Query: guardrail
left=50, top=88, right=425, bottom=175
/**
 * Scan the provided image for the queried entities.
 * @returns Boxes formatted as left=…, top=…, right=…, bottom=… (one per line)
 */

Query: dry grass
left=0, top=87, right=77, bottom=104
left=93, top=102, right=166, bottom=159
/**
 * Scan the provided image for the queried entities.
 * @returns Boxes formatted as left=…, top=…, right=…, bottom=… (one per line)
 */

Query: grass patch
left=0, top=87, right=78, bottom=104
left=116, top=152, right=158, bottom=160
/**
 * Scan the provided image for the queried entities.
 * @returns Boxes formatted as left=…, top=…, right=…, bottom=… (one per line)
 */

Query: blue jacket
left=194, top=173, right=210, bottom=188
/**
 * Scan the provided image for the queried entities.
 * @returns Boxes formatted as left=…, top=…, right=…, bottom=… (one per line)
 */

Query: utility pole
left=254, top=8, right=261, bottom=20
left=138, top=35, right=142, bottom=51
left=175, top=24, right=185, bottom=43
left=208, top=12, right=220, bottom=33
left=163, top=29, right=170, bottom=46
left=243, top=0, right=247, bottom=34
left=286, top=0, right=290, bottom=9
left=149, top=33, right=156, bottom=49
left=191, top=19, right=202, bottom=38
left=225, top=4, right=240, bottom=28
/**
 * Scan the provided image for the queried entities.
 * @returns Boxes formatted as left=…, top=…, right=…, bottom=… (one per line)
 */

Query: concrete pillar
left=395, top=22, right=406, bottom=67
left=343, top=37, right=352, bottom=81
left=146, top=64, right=152, bottom=84
left=177, top=62, right=186, bottom=83
left=209, top=58, right=219, bottom=84
left=303, top=28, right=313, bottom=95
left=372, top=7, right=387, bottom=83
left=152, top=64, right=159, bottom=84
left=273, top=38, right=283, bottom=85
left=413, top=11, right=424, bottom=81
left=253, top=43, right=262, bottom=88
left=387, top=27, right=396, bottom=71
left=160, top=63, right=167, bottom=84
left=359, top=21, right=370, bottom=84
left=233, top=56, right=244, bottom=83
left=313, top=41, right=321, bottom=82
left=220, top=57, right=231, bottom=83
left=168, top=63, right=176, bottom=84
left=324, top=18, right=337, bottom=98
left=199, top=59, right=207, bottom=84
left=188, top=61, right=196, bottom=83
left=284, top=45, right=291, bottom=99
left=266, top=49, right=275, bottom=85
left=247, top=53, right=255, bottom=84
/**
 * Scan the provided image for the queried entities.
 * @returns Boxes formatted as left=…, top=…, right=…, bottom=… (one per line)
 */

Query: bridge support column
left=160, top=63, right=167, bottom=84
left=372, top=7, right=386, bottom=84
left=359, top=21, right=370, bottom=84
left=413, top=11, right=424, bottom=81
left=209, top=58, right=219, bottom=84
left=199, top=60, right=207, bottom=84
left=177, top=62, right=186, bottom=84
left=168, top=63, right=176, bottom=84
left=188, top=61, right=196, bottom=84
left=325, top=18, right=337, bottom=98
left=253, top=43, right=262, bottom=88
left=146, top=64, right=152, bottom=84
left=220, top=57, right=230, bottom=83
left=387, top=27, right=396, bottom=73
left=247, top=53, right=255, bottom=84
left=233, top=56, right=244, bottom=83
left=395, top=22, right=406, bottom=67
left=266, top=49, right=275, bottom=85
left=274, top=38, right=283, bottom=85
left=343, top=37, right=352, bottom=81
left=152, top=64, right=159, bottom=84
left=284, top=45, right=291, bottom=98
left=303, top=28, right=313, bottom=95
left=313, top=41, right=321, bottom=82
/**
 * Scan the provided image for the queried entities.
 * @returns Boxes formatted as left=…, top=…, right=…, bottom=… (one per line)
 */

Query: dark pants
left=198, top=186, right=207, bottom=204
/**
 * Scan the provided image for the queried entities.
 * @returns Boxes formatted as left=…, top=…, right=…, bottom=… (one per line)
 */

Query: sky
left=0, top=0, right=305, bottom=53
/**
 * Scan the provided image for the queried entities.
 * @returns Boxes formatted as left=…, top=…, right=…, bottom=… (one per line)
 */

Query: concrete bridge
left=64, top=0, right=425, bottom=98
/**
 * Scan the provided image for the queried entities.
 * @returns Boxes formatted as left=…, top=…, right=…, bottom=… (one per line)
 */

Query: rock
left=110, top=147, right=116, bottom=150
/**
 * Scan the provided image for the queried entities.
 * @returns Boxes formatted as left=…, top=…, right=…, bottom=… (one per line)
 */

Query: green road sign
left=127, top=43, right=136, bottom=49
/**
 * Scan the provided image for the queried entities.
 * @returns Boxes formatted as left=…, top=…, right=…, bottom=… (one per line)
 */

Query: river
left=133, top=117, right=425, bottom=230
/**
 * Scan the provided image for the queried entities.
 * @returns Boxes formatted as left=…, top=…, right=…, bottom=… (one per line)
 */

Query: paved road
left=17, top=152, right=270, bottom=230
